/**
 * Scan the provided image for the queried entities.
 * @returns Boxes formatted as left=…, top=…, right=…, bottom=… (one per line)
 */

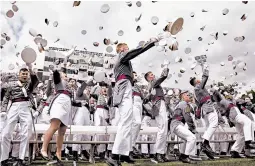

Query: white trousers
left=174, top=124, right=196, bottom=156
left=36, top=106, right=50, bottom=124
left=108, top=108, right=120, bottom=151
left=202, top=109, right=218, bottom=141
left=1, top=101, right=32, bottom=161
left=112, top=81, right=133, bottom=156
left=154, top=100, right=168, bottom=154
left=141, top=116, right=156, bottom=154
left=131, top=96, right=143, bottom=148
left=231, top=108, right=253, bottom=153
left=94, top=108, right=109, bottom=153
left=72, top=106, right=91, bottom=152
left=212, top=116, right=230, bottom=153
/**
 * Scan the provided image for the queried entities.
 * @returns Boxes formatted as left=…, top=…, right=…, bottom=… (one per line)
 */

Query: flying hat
left=73, top=1, right=81, bottom=7
left=101, top=4, right=110, bottom=13
left=190, top=77, right=196, bottom=86
left=126, top=1, right=132, bottom=7
left=200, top=25, right=206, bottom=31
left=222, top=8, right=229, bottom=15
left=136, top=1, right=142, bottom=7
left=106, top=46, right=113, bottom=53
left=223, top=31, right=228, bottom=36
left=29, top=28, right=37, bottom=37
left=21, top=47, right=37, bottom=64
left=184, top=47, right=191, bottom=54
left=151, top=16, right=159, bottom=25
left=53, top=21, right=58, bottom=27
left=163, top=17, right=184, bottom=35
left=6, top=10, right=14, bottom=18
left=136, top=26, right=141, bottom=32
left=81, top=30, right=87, bottom=35
left=135, top=13, right=142, bottom=22
left=118, top=30, right=124, bottom=36
left=45, top=18, right=49, bottom=25
left=12, top=4, right=19, bottom=12
left=1, top=39, right=6, bottom=46
left=241, top=14, right=248, bottom=21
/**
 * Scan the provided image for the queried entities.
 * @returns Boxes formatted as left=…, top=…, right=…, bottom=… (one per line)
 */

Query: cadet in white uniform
left=170, top=90, right=197, bottom=164
left=212, top=89, right=255, bottom=158
left=130, top=71, right=143, bottom=157
left=190, top=65, right=218, bottom=159
left=107, top=40, right=157, bottom=166
left=143, top=67, right=169, bottom=163
left=1, top=65, right=39, bottom=166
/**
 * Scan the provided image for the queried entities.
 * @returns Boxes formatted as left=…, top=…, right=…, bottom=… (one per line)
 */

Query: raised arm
left=76, top=81, right=88, bottom=97
left=151, top=68, right=169, bottom=88
left=28, top=69, right=39, bottom=93
left=53, top=70, right=61, bottom=85
left=182, top=105, right=196, bottom=132
left=120, top=41, right=156, bottom=63
left=198, top=68, right=209, bottom=89
left=45, top=80, right=53, bottom=97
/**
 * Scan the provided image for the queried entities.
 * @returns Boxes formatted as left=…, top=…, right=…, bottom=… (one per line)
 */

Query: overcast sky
left=0, top=1, right=255, bottom=91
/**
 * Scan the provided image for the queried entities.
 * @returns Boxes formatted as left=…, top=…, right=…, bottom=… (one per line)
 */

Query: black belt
left=12, top=97, right=29, bottom=103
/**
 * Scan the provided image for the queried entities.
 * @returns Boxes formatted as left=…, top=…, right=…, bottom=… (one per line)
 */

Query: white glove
left=33, top=111, right=39, bottom=118
left=0, top=112, right=7, bottom=120
left=162, top=60, right=170, bottom=69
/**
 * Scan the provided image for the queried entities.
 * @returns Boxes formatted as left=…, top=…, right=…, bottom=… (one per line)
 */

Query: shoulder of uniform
left=7, top=81, right=18, bottom=87
left=178, top=101, right=188, bottom=109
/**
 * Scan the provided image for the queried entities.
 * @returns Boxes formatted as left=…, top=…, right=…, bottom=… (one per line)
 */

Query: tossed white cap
left=101, top=4, right=110, bottom=13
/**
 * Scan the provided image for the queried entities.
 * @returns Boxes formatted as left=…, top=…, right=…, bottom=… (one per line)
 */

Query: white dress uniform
left=145, top=68, right=169, bottom=154
left=171, top=101, right=196, bottom=156
left=231, top=107, right=253, bottom=152
left=112, top=80, right=133, bottom=156
left=1, top=71, right=39, bottom=162
left=141, top=116, right=157, bottom=155
left=93, top=93, right=109, bottom=153
left=193, top=68, right=218, bottom=142
left=212, top=91, right=255, bottom=153
left=108, top=107, right=120, bottom=151
left=131, top=83, right=143, bottom=148
left=111, top=40, right=156, bottom=157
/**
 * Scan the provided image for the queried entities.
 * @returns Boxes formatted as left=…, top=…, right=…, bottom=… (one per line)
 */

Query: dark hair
left=99, top=81, right=108, bottom=87
left=133, top=71, right=137, bottom=74
left=69, top=78, right=76, bottom=82
left=190, top=77, right=196, bottom=86
left=19, top=68, right=29, bottom=73
left=144, top=71, right=152, bottom=82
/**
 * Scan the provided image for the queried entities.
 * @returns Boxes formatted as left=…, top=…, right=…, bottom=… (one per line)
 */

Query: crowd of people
left=0, top=39, right=255, bottom=166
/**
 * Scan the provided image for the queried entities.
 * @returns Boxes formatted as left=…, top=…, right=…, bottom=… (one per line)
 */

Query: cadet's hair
left=116, top=43, right=128, bottom=54
left=144, top=71, right=152, bottom=82
left=19, top=68, right=29, bottom=73
left=133, top=71, right=137, bottom=74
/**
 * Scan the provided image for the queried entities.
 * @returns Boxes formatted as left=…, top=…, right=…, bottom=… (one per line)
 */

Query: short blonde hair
left=116, top=43, right=128, bottom=54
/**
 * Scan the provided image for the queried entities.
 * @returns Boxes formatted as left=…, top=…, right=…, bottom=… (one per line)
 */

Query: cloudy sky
left=0, top=1, right=255, bottom=91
